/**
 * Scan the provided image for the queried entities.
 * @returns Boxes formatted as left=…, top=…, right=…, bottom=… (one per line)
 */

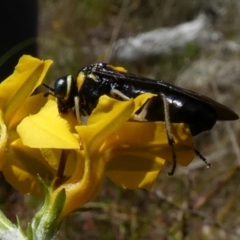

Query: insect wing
left=90, top=64, right=238, bottom=121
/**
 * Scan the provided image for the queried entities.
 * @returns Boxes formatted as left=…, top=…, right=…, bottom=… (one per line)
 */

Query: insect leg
left=131, top=99, right=152, bottom=121
left=159, top=93, right=177, bottom=175
left=110, top=89, right=131, bottom=100
left=194, top=149, right=212, bottom=169
left=110, top=89, right=151, bottom=121
left=43, top=83, right=55, bottom=97
left=43, top=83, right=55, bottom=92
left=74, top=96, right=81, bottom=124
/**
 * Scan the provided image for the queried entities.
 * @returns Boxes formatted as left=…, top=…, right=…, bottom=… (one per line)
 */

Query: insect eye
left=54, top=75, right=72, bottom=100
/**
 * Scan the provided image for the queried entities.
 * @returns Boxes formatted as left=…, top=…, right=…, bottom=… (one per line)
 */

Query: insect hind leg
left=194, top=149, right=212, bottom=169
left=159, top=93, right=177, bottom=175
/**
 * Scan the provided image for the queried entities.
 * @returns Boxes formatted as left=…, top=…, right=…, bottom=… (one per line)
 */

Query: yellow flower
left=18, top=91, right=194, bottom=221
left=0, top=55, right=194, bottom=224
left=0, top=55, right=53, bottom=196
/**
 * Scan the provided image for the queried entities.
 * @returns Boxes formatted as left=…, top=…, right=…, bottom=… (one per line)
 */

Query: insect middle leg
left=110, top=89, right=151, bottom=121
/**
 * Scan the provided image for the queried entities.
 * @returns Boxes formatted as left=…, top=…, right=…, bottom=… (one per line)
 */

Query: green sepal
left=31, top=176, right=66, bottom=240
left=0, top=210, right=26, bottom=240
left=27, top=223, right=33, bottom=240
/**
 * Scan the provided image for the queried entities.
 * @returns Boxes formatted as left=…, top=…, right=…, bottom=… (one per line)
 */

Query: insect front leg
left=159, top=93, right=177, bottom=175
left=74, top=96, right=81, bottom=124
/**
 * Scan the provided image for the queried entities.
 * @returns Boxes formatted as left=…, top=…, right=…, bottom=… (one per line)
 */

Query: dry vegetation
left=3, top=0, right=240, bottom=239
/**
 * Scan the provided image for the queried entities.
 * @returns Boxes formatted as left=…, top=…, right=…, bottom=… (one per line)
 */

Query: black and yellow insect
left=44, top=63, right=239, bottom=174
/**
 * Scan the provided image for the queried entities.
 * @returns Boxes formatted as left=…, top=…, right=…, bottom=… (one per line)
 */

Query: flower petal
left=0, top=113, right=7, bottom=169
left=9, top=93, right=48, bottom=130
left=132, top=92, right=157, bottom=112
left=104, top=122, right=194, bottom=189
left=0, top=55, right=52, bottom=124
left=106, top=152, right=165, bottom=190
left=76, top=95, right=136, bottom=153
left=107, top=170, right=161, bottom=190
left=103, top=121, right=194, bottom=165
left=17, top=100, right=80, bottom=149
left=40, top=148, right=62, bottom=170
left=3, top=139, right=55, bottom=196
left=40, top=149, right=79, bottom=177
left=52, top=150, right=104, bottom=221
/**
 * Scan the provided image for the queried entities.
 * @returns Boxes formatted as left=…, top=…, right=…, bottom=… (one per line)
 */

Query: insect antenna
left=42, top=83, right=55, bottom=97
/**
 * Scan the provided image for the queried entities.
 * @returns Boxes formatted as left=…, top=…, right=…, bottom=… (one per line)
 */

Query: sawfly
left=44, top=63, right=239, bottom=175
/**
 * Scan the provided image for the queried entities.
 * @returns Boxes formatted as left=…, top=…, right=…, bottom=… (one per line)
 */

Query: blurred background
left=1, top=0, right=240, bottom=239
